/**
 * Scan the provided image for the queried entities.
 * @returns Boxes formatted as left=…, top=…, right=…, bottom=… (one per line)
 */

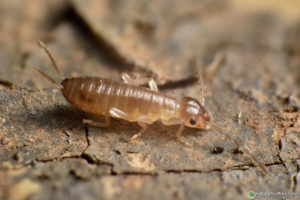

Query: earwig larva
left=35, top=41, right=210, bottom=145
left=35, top=41, right=268, bottom=174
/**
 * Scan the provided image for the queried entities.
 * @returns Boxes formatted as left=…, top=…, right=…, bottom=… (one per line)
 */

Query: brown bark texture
left=0, top=0, right=299, bottom=200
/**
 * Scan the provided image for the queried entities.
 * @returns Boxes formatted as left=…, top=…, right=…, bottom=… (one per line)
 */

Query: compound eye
left=189, top=117, right=196, bottom=125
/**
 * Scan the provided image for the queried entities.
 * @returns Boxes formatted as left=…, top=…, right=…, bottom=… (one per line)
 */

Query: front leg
left=176, top=123, right=191, bottom=147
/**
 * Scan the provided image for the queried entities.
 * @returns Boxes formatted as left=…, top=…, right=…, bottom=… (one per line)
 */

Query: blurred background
left=1, top=0, right=300, bottom=89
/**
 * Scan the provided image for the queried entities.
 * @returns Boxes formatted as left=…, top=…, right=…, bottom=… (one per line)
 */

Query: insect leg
left=198, top=72, right=205, bottom=106
left=83, top=113, right=110, bottom=127
left=121, top=73, right=133, bottom=84
left=109, top=108, right=135, bottom=121
left=148, top=78, right=158, bottom=91
left=130, top=121, right=148, bottom=143
left=121, top=73, right=148, bottom=85
left=193, top=57, right=205, bottom=106
left=121, top=73, right=158, bottom=91
left=176, top=123, right=191, bottom=146
left=109, top=108, right=152, bottom=143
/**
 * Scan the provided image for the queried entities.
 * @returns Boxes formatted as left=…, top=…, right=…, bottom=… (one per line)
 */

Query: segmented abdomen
left=61, top=77, right=180, bottom=123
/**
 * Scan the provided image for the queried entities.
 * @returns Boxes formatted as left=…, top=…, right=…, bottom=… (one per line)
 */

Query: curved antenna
left=198, top=69, right=205, bottom=106
left=36, top=41, right=64, bottom=81
left=34, top=68, right=62, bottom=89
left=193, top=57, right=205, bottom=106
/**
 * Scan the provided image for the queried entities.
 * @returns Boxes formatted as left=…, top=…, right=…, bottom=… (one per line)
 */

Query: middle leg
left=121, top=73, right=158, bottom=91
left=130, top=116, right=154, bottom=143
left=130, top=121, right=149, bottom=143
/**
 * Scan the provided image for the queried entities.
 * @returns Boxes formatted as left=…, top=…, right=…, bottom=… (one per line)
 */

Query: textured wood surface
left=0, top=1, right=299, bottom=200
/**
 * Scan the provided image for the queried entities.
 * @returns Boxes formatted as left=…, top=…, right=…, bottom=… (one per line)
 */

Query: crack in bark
left=1, top=157, right=297, bottom=178
left=0, top=80, right=14, bottom=89
left=83, top=124, right=91, bottom=152
left=166, top=163, right=261, bottom=174
left=110, top=171, right=159, bottom=176
left=276, top=139, right=290, bottom=173
left=33, top=127, right=93, bottom=166
left=291, top=161, right=299, bottom=192
left=35, top=153, right=95, bottom=163
left=80, top=125, right=114, bottom=169
left=80, top=151, right=114, bottom=167
left=264, top=161, right=288, bottom=167
left=165, top=165, right=253, bottom=174
left=165, top=161, right=294, bottom=175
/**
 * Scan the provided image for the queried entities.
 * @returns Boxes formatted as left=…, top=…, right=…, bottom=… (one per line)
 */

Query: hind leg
left=83, top=107, right=130, bottom=127
left=148, top=78, right=158, bottom=91
left=83, top=112, right=111, bottom=128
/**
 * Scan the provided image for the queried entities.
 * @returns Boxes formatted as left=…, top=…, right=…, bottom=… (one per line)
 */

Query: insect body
left=62, top=77, right=210, bottom=128
left=36, top=41, right=268, bottom=174
left=35, top=41, right=211, bottom=144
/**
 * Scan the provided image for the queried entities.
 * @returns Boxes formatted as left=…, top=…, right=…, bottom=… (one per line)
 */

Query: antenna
left=34, top=68, right=62, bottom=89
left=192, top=57, right=205, bottom=105
left=36, top=41, right=64, bottom=81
